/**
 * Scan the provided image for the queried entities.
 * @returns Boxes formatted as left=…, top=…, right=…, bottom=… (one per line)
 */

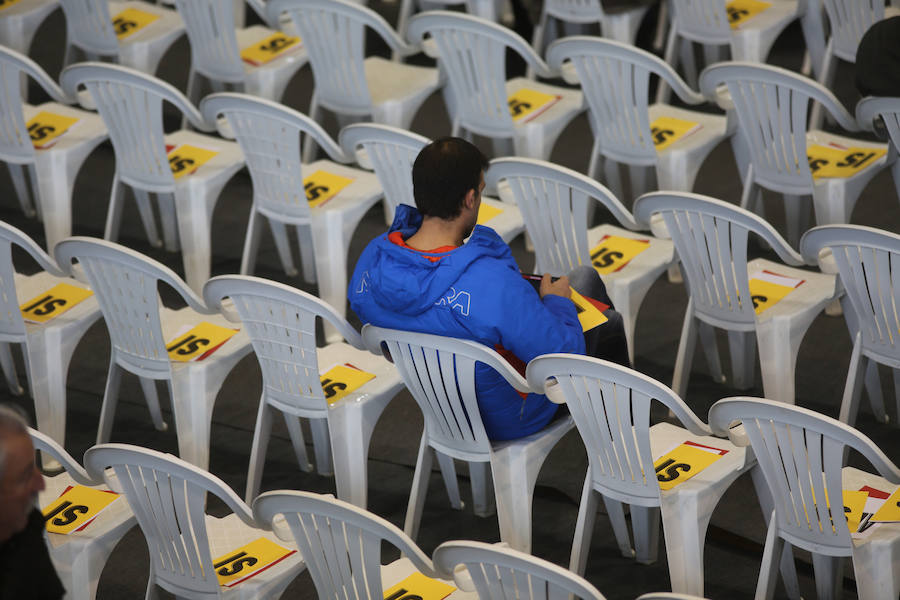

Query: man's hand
left=540, top=273, right=571, bottom=299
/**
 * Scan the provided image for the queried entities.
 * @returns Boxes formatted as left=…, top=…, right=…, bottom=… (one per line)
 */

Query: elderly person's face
left=0, top=432, right=44, bottom=543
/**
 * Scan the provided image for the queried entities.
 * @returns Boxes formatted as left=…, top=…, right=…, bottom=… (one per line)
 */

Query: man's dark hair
left=412, top=137, right=488, bottom=220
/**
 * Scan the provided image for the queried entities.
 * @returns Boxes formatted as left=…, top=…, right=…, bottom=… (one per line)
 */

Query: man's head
left=412, top=137, right=489, bottom=221
left=0, top=406, right=43, bottom=544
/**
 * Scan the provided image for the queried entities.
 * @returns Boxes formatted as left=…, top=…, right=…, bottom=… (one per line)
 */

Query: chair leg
left=0, top=343, right=23, bottom=395
left=104, top=174, right=127, bottom=242
left=469, top=461, right=495, bottom=517
left=296, top=224, right=317, bottom=285
left=240, top=209, right=264, bottom=275
left=866, top=360, right=887, bottom=423
left=839, top=334, right=866, bottom=426
left=698, top=321, right=725, bottom=384
left=570, top=473, right=599, bottom=576
left=157, top=192, right=179, bottom=252
left=268, top=219, right=298, bottom=276
left=811, top=553, right=843, bottom=600
left=404, top=435, right=433, bottom=541
left=133, top=188, right=162, bottom=248
left=307, top=417, right=332, bottom=476
left=302, top=95, right=322, bottom=163
left=672, top=300, right=698, bottom=398
left=728, top=330, right=756, bottom=390
left=96, top=361, right=123, bottom=444
left=783, top=194, right=805, bottom=249
left=631, top=505, right=660, bottom=565
left=756, top=511, right=786, bottom=600
left=892, top=368, right=900, bottom=425
left=7, top=163, right=36, bottom=218
left=809, top=45, right=835, bottom=131
left=435, top=450, right=463, bottom=510
left=245, top=398, right=274, bottom=503
left=139, top=377, right=167, bottom=432
left=283, top=413, right=314, bottom=474
left=603, top=159, right=624, bottom=204
left=656, top=26, right=679, bottom=105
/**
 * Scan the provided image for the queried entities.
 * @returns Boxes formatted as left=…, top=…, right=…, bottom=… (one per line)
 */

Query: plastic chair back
left=361, top=325, right=531, bottom=460
left=201, top=92, right=347, bottom=222
left=29, top=427, right=95, bottom=486
left=433, top=540, right=607, bottom=600
left=633, top=191, right=805, bottom=328
left=856, top=96, right=900, bottom=153
left=669, top=0, right=731, bottom=43
left=172, top=0, right=244, bottom=83
left=253, top=490, right=438, bottom=599
left=543, top=0, right=609, bottom=23
left=60, top=62, right=210, bottom=193
left=339, top=123, right=427, bottom=216
left=84, top=443, right=260, bottom=597
left=708, top=397, right=900, bottom=553
left=526, top=355, right=713, bottom=504
left=58, top=0, right=120, bottom=57
left=822, top=0, right=886, bottom=62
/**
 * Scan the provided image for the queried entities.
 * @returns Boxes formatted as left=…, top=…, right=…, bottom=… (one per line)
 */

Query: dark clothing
left=856, top=16, right=900, bottom=97
left=0, top=508, right=65, bottom=599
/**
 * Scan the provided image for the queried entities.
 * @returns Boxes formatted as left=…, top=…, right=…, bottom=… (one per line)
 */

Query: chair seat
left=15, top=270, right=101, bottom=336
left=806, top=129, right=890, bottom=190
left=842, top=467, right=900, bottom=561
left=647, top=103, right=729, bottom=162
left=312, top=341, right=403, bottom=411
left=159, top=304, right=251, bottom=374
left=0, top=0, right=57, bottom=20
left=0, top=0, right=58, bottom=53
left=233, top=25, right=308, bottom=78
left=746, top=258, right=836, bottom=325
left=505, top=77, right=584, bottom=137
left=363, top=56, right=441, bottom=115
left=161, top=129, right=244, bottom=191
left=586, top=223, right=674, bottom=287
left=108, top=0, right=184, bottom=53
left=20, top=102, right=107, bottom=162
left=380, top=557, right=477, bottom=600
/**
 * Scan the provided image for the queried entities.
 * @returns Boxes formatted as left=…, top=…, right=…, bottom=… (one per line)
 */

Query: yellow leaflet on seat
left=167, top=144, right=219, bottom=179
left=571, top=288, right=607, bottom=332
left=304, top=170, right=355, bottom=208
left=240, top=32, right=302, bottom=66
left=27, top=111, right=81, bottom=149
left=213, top=537, right=296, bottom=587
left=748, top=274, right=801, bottom=315
left=111, top=7, right=160, bottom=39
left=43, top=485, right=119, bottom=534
left=20, top=282, right=93, bottom=324
left=476, top=203, right=503, bottom=225
left=589, top=235, right=650, bottom=274
left=383, top=572, right=456, bottom=600
left=654, top=441, right=727, bottom=491
left=844, top=490, right=869, bottom=532
left=872, top=487, right=900, bottom=522
left=0, top=0, right=24, bottom=12
left=507, top=88, right=561, bottom=123
left=320, top=364, right=376, bottom=405
left=650, top=116, right=701, bottom=152
left=807, top=144, right=886, bottom=179
left=165, top=322, right=238, bottom=362
left=726, top=0, right=771, bottom=29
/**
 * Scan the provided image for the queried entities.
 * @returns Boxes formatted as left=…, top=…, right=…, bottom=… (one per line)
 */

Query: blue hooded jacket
left=348, top=204, right=585, bottom=440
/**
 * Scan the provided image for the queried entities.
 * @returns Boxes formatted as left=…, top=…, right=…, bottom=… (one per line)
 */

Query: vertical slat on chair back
left=174, top=0, right=244, bottom=82
left=284, top=5, right=372, bottom=114
left=544, top=0, right=606, bottom=22
left=0, top=242, right=26, bottom=339
left=822, top=0, right=885, bottom=61
left=502, top=173, right=590, bottom=275
left=58, top=0, right=120, bottom=56
left=0, top=60, right=33, bottom=163
left=358, top=137, right=421, bottom=217
left=467, top=562, right=573, bottom=600
left=669, top=0, right=730, bottom=42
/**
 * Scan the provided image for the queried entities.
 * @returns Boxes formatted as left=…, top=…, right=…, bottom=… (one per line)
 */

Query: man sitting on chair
left=348, top=137, right=628, bottom=441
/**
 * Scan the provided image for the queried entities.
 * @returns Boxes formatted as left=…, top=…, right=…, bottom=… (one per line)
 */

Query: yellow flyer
left=872, top=487, right=900, bottom=522
left=507, top=89, right=561, bottom=123
left=748, top=270, right=804, bottom=315
left=654, top=440, right=728, bottom=491
left=843, top=489, right=869, bottom=532
left=241, top=32, right=302, bottom=66
left=0, top=0, right=24, bottom=11
left=165, top=322, right=238, bottom=362
left=476, top=203, right=503, bottom=225
left=807, top=144, right=886, bottom=179
left=111, top=7, right=160, bottom=39
left=589, top=235, right=650, bottom=274
left=167, top=144, right=220, bottom=179
left=726, top=0, right=771, bottom=29
left=43, top=485, right=120, bottom=534
left=650, top=116, right=701, bottom=152
left=20, top=282, right=93, bottom=324
left=320, top=364, right=376, bottom=405
left=27, top=111, right=81, bottom=149
left=213, top=537, right=296, bottom=587
left=304, top=170, right=355, bottom=208
left=571, top=288, right=608, bottom=332
left=383, top=572, right=456, bottom=600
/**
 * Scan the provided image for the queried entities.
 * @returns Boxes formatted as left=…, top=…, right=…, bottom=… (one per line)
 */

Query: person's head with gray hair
left=0, top=405, right=43, bottom=544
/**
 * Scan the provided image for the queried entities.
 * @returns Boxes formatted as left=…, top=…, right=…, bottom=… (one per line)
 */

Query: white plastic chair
left=30, top=428, right=136, bottom=600
left=801, top=225, right=900, bottom=427
left=433, top=540, right=607, bottom=600
left=200, top=93, right=381, bottom=343
left=406, top=11, right=584, bottom=160
left=172, top=0, right=307, bottom=108
left=361, top=325, right=574, bottom=554
left=58, top=0, right=185, bottom=75
left=485, top=157, right=674, bottom=364
left=253, top=491, right=471, bottom=600
left=856, top=96, right=900, bottom=206
left=339, top=123, right=525, bottom=242
left=60, top=62, right=245, bottom=292
left=531, top=0, right=652, bottom=57
left=267, top=0, right=442, bottom=163
left=699, top=62, right=890, bottom=247
left=203, top=275, right=404, bottom=508
left=0, top=221, right=101, bottom=456
left=54, top=237, right=252, bottom=471
left=708, top=397, right=900, bottom=600
left=0, top=46, right=107, bottom=249
left=633, top=191, right=838, bottom=405
left=84, top=443, right=305, bottom=599
left=546, top=37, right=731, bottom=202
left=0, top=0, right=59, bottom=55
left=526, top=355, right=754, bottom=597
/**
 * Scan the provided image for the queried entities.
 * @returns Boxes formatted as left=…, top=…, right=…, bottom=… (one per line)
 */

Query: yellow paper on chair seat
left=167, top=144, right=220, bottom=179
left=43, top=485, right=120, bottom=534
left=726, top=0, right=771, bottom=29
left=304, top=170, right=355, bottom=208
left=27, top=111, right=82, bottom=149
left=20, top=282, right=93, bottom=324
left=589, top=235, right=650, bottom=274
left=383, top=572, right=456, bottom=600
left=650, top=116, right=701, bottom=152
left=571, top=288, right=608, bottom=332
left=165, top=322, right=238, bottom=362
left=0, top=0, right=24, bottom=12
left=843, top=489, right=869, bottom=532
left=476, top=203, right=503, bottom=225
left=806, top=144, right=887, bottom=179
left=507, top=88, right=561, bottom=123
left=240, top=32, right=302, bottom=65
left=872, top=487, right=900, bottom=522
left=747, top=270, right=804, bottom=315
left=654, top=441, right=728, bottom=491
left=111, top=7, right=160, bottom=39
left=320, top=364, right=376, bottom=405
left=213, top=537, right=296, bottom=587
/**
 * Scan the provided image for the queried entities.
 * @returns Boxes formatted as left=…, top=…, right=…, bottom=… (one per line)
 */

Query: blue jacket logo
left=435, top=287, right=471, bottom=316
